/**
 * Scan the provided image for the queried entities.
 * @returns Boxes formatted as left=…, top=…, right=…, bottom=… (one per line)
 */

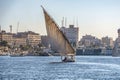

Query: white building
left=60, top=25, right=79, bottom=48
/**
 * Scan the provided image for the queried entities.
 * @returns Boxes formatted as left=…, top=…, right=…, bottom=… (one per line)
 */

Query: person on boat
left=63, top=57, right=67, bottom=62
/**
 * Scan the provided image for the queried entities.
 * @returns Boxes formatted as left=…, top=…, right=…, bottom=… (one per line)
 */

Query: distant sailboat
left=42, top=6, right=75, bottom=62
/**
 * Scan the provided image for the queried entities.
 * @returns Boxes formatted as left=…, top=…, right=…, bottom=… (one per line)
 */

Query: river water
left=0, top=56, right=120, bottom=80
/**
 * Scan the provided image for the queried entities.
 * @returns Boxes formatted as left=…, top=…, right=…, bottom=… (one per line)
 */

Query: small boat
left=62, top=56, right=75, bottom=62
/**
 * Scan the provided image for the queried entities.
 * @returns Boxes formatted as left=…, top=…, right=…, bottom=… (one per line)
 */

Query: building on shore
left=13, top=31, right=41, bottom=47
left=77, top=35, right=102, bottom=55
left=102, top=36, right=114, bottom=48
left=27, top=33, right=41, bottom=46
left=77, top=34, right=114, bottom=55
left=113, top=29, right=120, bottom=56
left=0, top=30, right=41, bottom=47
left=78, top=35, right=102, bottom=49
left=60, top=25, right=79, bottom=48
left=0, top=30, right=13, bottom=45
left=13, top=37, right=27, bottom=47
left=0, top=25, right=42, bottom=56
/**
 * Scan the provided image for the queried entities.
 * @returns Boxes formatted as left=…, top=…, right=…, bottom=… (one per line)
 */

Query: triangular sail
left=42, top=7, right=75, bottom=56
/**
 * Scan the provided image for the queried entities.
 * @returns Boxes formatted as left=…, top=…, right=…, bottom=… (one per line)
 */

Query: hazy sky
left=0, top=0, right=120, bottom=40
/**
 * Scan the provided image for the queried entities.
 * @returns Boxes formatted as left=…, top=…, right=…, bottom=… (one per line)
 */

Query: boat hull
left=62, top=59, right=75, bottom=62
left=62, top=56, right=75, bottom=62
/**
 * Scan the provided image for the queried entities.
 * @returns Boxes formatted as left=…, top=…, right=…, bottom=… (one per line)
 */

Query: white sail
left=42, top=7, right=75, bottom=56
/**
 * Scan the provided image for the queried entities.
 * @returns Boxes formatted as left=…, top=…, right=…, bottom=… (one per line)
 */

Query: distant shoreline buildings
left=0, top=25, right=41, bottom=47
left=77, top=35, right=114, bottom=55
left=1, top=24, right=120, bottom=56
left=0, top=27, right=41, bottom=55
left=0, top=31, right=41, bottom=47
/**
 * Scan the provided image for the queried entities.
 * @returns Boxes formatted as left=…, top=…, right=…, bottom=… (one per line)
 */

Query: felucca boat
left=42, top=6, right=75, bottom=62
